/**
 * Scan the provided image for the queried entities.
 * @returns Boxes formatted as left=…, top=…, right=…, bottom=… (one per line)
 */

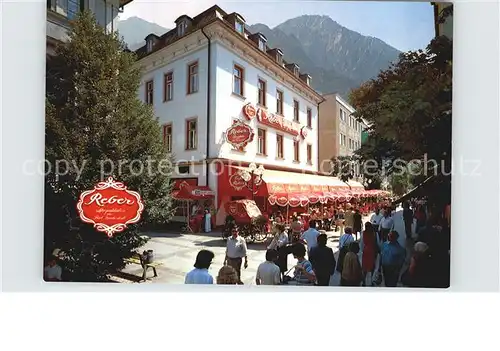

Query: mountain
left=249, top=15, right=401, bottom=96
left=117, top=17, right=169, bottom=51
left=118, top=15, right=401, bottom=98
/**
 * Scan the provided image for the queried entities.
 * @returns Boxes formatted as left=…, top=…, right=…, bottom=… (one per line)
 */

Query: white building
left=46, top=0, right=133, bottom=55
left=136, top=5, right=363, bottom=221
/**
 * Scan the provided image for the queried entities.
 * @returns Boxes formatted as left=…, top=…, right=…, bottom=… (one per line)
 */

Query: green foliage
left=45, top=11, right=174, bottom=281
left=347, top=33, right=452, bottom=182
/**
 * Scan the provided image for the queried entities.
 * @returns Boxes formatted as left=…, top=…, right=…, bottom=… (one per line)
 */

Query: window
left=293, top=100, right=299, bottom=122
left=307, top=108, right=312, bottom=128
left=340, top=133, right=346, bottom=146
left=257, top=79, right=266, bottom=106
left=258, top=39, right=266, bottom=51
left=164, top=72, right=173, bottom=102
left=187, top=62, right=199, bottom=94
left=276, top=134, right=284, bottom=159
left=340, top=109, right=346, bottom=122
left=233, top=65, right=244, bottom=96
left=163, top=124, right=172, bottom=152
left=293, top=141, right=300, bottom=162
left=257, top=129, right=266, bottom=155
left=178, top=21, right=188, bottom=36
left=307, top=144, right=312, bottom=164
left=145, top=80, right=154, bottom=104
left=146, top=39, right=153, bottom=53
left=186, top=119, right=197, bottom=150
left=235, top=20, right=244, bottom=34
left=178, top=165, right=190, bottom=174
left=276, top=90, right=284, bottom=115
left=277, top=51, right=283, bottom=64
left=48, top=0, right=81, bottom=20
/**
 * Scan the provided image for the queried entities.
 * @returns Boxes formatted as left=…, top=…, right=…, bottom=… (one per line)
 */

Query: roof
left=135, top=5, right=317, bottom=96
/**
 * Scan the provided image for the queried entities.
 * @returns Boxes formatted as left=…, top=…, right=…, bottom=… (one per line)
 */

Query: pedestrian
left=268, top=223, right=290, bottom=278
left=344, top=205, right=354, bottom=230
left=216, top=265, right=239, bottom=285
left=300, top=220, right=320, bottom=257
left=414, top=205, right=427, bottom=234
left=255, top=249, right=281, bottom=285
left=336, top=227, right=355, bottom=275
left=402, top=202, right=413, bottom=239
left=185, top=249, right=215, bottom=284
left=353, top=208, right=362, bottom=240
left=203, top=209, right=212, bottom=233
left=401, top=242, right=433, bottom=287
left=378, top=208, right=394, bottom=243
left=370, top=208, right=383, bottom=237
left=336, top=207, right=345, bottom=234
left=290, top=214, right=303, bottom=243
left=309, top=233, right=336, bottom=286
left=360, top=222, right=379, bottom=286
left=224, top=226, right=248, bottom=284
left=289, top=243, right=316, bottom=286
left=43, top=255, right=62, bottom=282
left=341, top=242, right=363, bottom=286
left=381, top=231, right=406, bottom=287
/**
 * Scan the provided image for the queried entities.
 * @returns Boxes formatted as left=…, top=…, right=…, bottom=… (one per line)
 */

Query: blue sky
left=121, top=1, right=435, bottom=52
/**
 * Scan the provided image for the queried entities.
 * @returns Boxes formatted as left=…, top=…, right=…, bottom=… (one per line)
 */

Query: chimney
left=299, top=73, right=312, bottom=86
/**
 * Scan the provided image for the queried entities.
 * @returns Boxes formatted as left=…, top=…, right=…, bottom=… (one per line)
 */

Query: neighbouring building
left=46, top=0, right=134, bottom=56
left=432, top=2, right=453, bottom=39
left=318, top=93, right=363, bottom=174
left=135, top=5, right=364, bottom=223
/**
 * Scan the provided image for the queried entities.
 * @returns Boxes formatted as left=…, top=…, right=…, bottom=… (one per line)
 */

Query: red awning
left=172, top=181, right=215, bottom=200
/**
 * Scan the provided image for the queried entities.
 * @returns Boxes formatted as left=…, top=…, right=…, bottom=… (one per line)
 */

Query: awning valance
left=172, top=181, right=215, bottom=200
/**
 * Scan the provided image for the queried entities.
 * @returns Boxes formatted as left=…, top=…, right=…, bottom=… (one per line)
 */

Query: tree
left=348, top=31, right=452, bottom=183
left=45, top=11, right=174, bottom=281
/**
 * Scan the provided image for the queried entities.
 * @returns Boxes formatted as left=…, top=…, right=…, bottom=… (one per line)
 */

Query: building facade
left=136, top=5, right=363, bottom=222
left=318, top=93, right=363, bottom=173
left=46, top=0, right=133, bottom=55
left=432, top=2, right=453, bottom=39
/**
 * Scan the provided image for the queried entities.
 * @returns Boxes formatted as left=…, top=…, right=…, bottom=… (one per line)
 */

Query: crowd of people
left=184, top=201, right=450, bottom=288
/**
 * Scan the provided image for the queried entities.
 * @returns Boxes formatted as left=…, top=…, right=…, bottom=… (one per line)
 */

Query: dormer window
left=258, top=40, right=266, bottom=51
left=277, top=50, right=283, bottom=64
left=146, top=39, right=153, bottom=53
left=235, top=20, right=244, bottom=34
left=293, top=66, right=299, bottom=76
left=178, top=20, right=188, bottom=36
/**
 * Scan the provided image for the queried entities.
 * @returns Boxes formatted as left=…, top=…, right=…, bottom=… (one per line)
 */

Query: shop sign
left=242, top=103, right=257, bottom=120
left=299, top=184, right=311, bottom=192
left=77, top=177, right=144, bottom=238
left=192, top=188, right=215, bottom=197
left=286, top=184, right=300, bottom=193
left=229, top=173, right=247, bottom=191
left=300, top=126, right=308, bottom=139
left=256, top=107, right=300, bottom=137
left=225, top=120, right=254, bottom=151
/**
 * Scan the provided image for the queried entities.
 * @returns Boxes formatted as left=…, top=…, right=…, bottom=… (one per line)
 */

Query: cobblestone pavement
left=116, top=211, right=412, bottom=286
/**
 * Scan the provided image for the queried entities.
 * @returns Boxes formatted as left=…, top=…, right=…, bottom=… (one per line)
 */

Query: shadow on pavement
left=194, top=238, right=227, bottom=248
left=144, top=232, right=184, bottom=239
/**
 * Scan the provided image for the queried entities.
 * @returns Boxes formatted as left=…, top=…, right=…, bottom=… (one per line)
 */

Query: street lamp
left=239, top=163, right=265, bottom=200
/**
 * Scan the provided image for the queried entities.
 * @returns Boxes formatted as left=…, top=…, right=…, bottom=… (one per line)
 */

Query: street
left=116, top=209, right=412, bottom=286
